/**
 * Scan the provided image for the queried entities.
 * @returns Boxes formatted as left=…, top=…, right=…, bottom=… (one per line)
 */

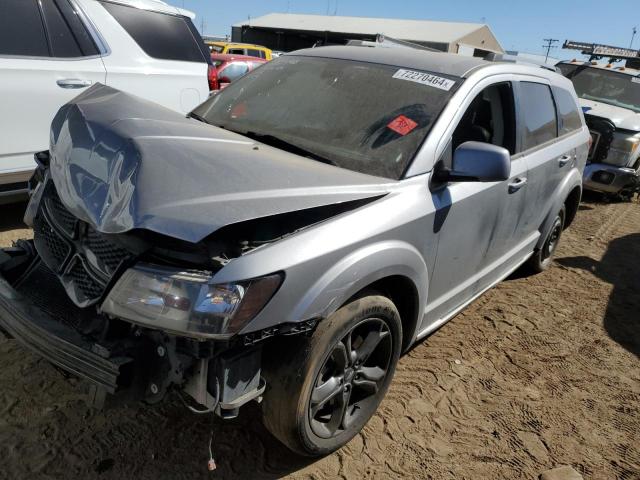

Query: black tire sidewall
left=533, top=206, right=566, bottom=272
left=264, top=294, right=402, bottom=456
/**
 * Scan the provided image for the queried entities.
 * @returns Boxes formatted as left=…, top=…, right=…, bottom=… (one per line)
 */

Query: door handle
left=558, top=154, right=572, bottom=167
left=508, top=177, right=527, bottom=193
left=56, top=78, right=92, bottom=89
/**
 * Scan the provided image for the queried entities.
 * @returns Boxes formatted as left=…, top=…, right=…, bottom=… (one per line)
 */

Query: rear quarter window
left=553, top=86, right=583, bottom=135
left=99, top=1, right=206, bottom=63
left=519, top=82, right=558, bottom=151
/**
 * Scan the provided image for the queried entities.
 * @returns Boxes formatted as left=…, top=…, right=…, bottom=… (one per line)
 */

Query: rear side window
left=519, top=82, right=558, bottom=151
left=246, top=49, right=262, bottom=58
left=100, top=1, right=206, bottom=63
left=553, top=87, right=583, bottom=135
left=41, top=0, right=82, bottom=57
left=228, top=48, right=245, bottom=55
left=0, top=0, right=49, bottom=57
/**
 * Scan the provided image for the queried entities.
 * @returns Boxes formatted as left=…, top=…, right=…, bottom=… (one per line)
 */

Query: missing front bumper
left=0, top=268, right=130, bottom=395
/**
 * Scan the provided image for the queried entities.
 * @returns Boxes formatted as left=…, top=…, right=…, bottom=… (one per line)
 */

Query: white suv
left=0, top=0, right=212, bottom=201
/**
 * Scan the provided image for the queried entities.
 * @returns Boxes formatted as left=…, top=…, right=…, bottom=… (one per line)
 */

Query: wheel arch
left=536, top=171, right=582, bottom=249
left=291, top=241, right=427, bottom=351
left=563, top=185, right=582, bottom=229
left=346, top=275, right=421, bottom=353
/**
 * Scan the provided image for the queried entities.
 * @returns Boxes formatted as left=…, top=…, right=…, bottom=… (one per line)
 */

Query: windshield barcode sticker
left=392, top=69, right=456, bottom=91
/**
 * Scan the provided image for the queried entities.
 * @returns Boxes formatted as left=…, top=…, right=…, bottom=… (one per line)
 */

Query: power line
left=542, top=38, right=559, bottom=62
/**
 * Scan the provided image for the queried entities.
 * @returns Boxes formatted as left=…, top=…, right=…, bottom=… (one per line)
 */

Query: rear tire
left=528, top=205, right=565, bottom=273
left=261, top=294, right=402, bottom=456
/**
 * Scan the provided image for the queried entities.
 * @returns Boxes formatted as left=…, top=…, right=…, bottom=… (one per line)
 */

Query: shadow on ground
left=557, top=233, right=640, bottom=357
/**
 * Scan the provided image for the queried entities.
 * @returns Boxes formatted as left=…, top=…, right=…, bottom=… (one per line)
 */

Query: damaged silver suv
left=0, top=46, right=589, bottom=456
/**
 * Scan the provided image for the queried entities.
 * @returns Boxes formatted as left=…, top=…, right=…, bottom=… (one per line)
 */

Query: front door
left=423, top=81, right=530, bottom=330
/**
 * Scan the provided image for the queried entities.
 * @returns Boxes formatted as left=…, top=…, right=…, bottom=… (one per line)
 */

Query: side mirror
left=219, top=76, right=231, bottom=85
left=436, top=141, right=511, bottom=182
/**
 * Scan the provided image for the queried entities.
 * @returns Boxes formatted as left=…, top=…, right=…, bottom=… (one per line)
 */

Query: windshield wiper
left=187, top=111, right=211, bottom=125
left=242, top=131, right=337, bottom=166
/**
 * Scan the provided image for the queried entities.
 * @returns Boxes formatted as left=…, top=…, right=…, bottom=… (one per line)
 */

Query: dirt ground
left=0, top=196, right=638, bottom=480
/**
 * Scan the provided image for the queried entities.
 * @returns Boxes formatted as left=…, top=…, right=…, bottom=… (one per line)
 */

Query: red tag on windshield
left=387, top=115, right=418, bottom=136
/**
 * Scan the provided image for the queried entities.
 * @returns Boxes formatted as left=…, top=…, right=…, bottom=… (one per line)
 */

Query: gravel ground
left=0, top=197, right=638, bottom=480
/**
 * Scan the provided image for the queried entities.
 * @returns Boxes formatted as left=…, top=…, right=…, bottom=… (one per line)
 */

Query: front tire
left=528, top=205, right=565, bottom=273
left=261, top=294, right=402, bottom=456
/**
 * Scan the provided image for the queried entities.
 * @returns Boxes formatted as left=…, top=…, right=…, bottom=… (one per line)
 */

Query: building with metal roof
left=231, top=13, right=504, bottom=57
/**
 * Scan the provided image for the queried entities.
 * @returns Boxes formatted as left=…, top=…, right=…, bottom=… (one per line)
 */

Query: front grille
left=32, top=182, right=133, bottom=307
left=585, top=116, right=615, bottom=164
left=33, top=210, right=70, bottom=272
left=13, top=260, right=87, bottom=330
left=68, top=257, right=104, bottom=300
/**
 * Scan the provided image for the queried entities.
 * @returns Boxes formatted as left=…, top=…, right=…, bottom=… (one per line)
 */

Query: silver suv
left=0, top=46, right=589, bottom=456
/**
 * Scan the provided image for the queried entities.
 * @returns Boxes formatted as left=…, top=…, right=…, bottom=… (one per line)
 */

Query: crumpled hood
left=581, top=98, right=640, bottom=131
left=49, top=84, right=395, bottom=243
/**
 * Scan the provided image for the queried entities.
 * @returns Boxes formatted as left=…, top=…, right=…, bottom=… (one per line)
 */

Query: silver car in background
left=0, top=46, right=589, bottom=456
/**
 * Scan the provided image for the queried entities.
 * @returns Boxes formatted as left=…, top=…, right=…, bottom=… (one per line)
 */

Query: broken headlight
left=607, top=131, right=640, bottom=167
left=101, top=264, right=282, bottom=338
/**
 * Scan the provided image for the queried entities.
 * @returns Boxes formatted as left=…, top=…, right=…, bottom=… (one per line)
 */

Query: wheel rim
left=309, top=317, right=393, bottom=439
left=543, top=217, right=562, bottom=260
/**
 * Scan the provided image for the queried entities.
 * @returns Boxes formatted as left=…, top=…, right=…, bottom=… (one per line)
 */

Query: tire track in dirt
left=0, top=199, right=638, bottom=480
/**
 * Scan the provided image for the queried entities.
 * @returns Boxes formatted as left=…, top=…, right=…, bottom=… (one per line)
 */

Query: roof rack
left=483, top=52, right=558, bottom=72
left=346, top=34, right=440, bottom=52
left=562, top=40, right=640, bottom=63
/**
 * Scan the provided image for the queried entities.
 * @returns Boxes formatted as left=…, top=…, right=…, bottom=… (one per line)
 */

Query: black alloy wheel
left=309, top=318, right=393, bottom=439
left=261, top=294, right=402, bottom=456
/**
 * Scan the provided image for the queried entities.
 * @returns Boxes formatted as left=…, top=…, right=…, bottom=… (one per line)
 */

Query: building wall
left=453, top=27, right=504, bottom=54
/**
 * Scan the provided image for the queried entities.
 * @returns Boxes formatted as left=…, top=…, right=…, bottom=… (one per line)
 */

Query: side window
left=246, top=49, right=262, bottom=58
left=219, top=62, right=250, bottom=82
left=99, top=1, right=206, bottom=63
left=54, top=0, right=100, bottom=56
left=452, top=82, right=516, bottom=155
left=40, top=0, right=82, bottom=57
left=228, top=48, right=245, bottom=55
left=519, top=82, right=558, bottom=151
left=553, top=86, right=582, bottom=136
left=0, top=0, right=49, bottom=57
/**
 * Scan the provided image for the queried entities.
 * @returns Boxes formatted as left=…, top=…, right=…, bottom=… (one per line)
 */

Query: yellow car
left=206, top=42, right=273, bottom=60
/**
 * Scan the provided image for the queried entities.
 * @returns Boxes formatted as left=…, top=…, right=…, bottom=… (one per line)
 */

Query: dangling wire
left=175, top=377, right=220, bottom=471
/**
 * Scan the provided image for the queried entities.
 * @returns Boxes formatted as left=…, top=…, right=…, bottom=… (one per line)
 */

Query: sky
left=177, top=0, right=639, bottom=59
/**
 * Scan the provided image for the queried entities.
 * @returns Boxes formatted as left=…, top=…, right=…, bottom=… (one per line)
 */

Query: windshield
left=192, top=56, right=460, bottom=179
left=558, top=63, right=640, bottom=113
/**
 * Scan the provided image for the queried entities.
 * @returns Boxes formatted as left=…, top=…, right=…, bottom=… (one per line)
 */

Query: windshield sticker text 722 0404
left=392, top=69, right=456, bottom=91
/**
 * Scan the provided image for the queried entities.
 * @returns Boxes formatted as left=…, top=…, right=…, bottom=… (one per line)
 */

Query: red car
left=209, top=53, right=268, bottom=90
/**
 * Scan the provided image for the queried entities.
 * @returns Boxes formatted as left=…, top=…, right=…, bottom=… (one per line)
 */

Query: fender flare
left=536, top=170, right=582, bottom=250
left=291, top=240, right=428, bottom=344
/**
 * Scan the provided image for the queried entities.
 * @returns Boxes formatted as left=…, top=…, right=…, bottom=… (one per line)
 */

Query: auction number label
left=392, top=69, right=456, bottom=91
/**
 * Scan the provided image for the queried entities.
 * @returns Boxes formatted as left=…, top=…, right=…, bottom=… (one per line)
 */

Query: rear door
left=0, top=0, right=106, bottom=189
left=514, top=81, right=568, bottom=235
left=94, top=1, right=209, bottom=113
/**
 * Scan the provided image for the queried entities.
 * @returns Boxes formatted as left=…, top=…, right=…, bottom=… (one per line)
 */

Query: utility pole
left=542, top=38, right=558, bottom=62
left=631, top=27, right=638, bottom=49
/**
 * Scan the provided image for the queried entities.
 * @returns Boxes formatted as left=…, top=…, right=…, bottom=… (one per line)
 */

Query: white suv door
left=0, top=0, right=106, bottom=195
left=81, top=0, right=210, bottom=113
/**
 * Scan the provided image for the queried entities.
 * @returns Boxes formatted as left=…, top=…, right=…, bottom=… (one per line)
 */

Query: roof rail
left=346, top=34, right=440, bottom=52
left=562, top=40, right=640, bottom=63
left=484, top=52, right=558, bottom=72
